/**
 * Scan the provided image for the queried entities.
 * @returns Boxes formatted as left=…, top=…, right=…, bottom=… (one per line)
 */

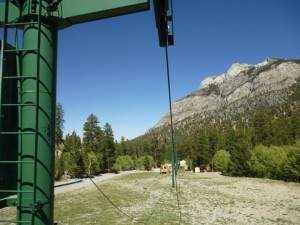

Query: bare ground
left=1, top=172, right=300, bottom=225
left=54, top=170, right=144, bottom=194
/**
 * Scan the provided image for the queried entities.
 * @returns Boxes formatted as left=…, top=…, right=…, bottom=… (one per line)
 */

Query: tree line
left=55, top=89, right=300, bottom=182
left=54, top=104, right=154, bottom=179
left=120, top=101, right=300, bottom=182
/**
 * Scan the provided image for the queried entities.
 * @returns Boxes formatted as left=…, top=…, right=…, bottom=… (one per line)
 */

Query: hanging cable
left=164, top=46, right=176, bottom=182
left=89, top=175, right=172, bottom=225
left=159, top=0, right=182, bottom=221
left=88, top=176, right=133, bottom=220
left=164, top=46, right=182, bottom=222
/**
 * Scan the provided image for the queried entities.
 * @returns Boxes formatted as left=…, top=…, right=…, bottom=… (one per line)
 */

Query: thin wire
left=88, top=176, right=133, bottom=220
left=164, top=38, right=182, bottom=224
left=165, top=0, right=182, bottom=220
left=163, top=0, right=182, bottom=221
left=164, top=47, right=176, bottom=168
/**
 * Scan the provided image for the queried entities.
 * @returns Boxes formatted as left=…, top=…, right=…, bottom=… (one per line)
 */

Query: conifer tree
left=54, top=103, right=65, bottom=180
left=55, top=103, right=65, bottom=146
left=120, top=136, right=127, bottom=155
left=194, top=129, right=209, bottom=168
left=64, top=131, right=85, bottom=177
left=82, top=114, right=103, bottom=174
left=102, top=123, right=116, bottom=171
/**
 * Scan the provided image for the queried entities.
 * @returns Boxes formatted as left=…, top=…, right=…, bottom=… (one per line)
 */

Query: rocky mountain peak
left=154, top=58, right=300, bottom=128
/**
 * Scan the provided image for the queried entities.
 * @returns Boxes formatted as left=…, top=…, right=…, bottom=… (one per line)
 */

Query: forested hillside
left=120, top=69, right=300, bottom=182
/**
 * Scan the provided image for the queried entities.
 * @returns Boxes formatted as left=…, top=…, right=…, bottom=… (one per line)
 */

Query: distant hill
left=155, top=58, right=300, bottom=128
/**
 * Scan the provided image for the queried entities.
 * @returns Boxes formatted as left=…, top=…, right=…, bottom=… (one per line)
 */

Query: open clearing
left=1, top=172, right=300, bottom=225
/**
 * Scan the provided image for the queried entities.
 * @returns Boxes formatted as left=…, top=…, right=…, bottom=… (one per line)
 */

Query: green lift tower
left=0, top=0, right=174, bottom=224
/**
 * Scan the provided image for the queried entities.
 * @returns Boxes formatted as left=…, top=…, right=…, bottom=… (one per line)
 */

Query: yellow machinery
left=160, top=164, right=170, bottom=174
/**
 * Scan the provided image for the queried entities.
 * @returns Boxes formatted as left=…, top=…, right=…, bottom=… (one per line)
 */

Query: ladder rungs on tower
left=0, top=190, right=34, bottom=194
left=0, top=131, right=36, bottom=135
left=2, top=76, right=37, bottom=80
left=0, top=220, right=31, bottom=224
left=2, top=103, right=36, bottom=107
left=0, top=161, right=34, bottom=164
left=0, top=0, right=44, bottom=224
left=4, top=48, right=38, bottom=52
left=5, top=21, right=39, bottom=27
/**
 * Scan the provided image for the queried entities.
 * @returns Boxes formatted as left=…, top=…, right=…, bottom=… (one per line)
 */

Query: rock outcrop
left=155, top=58, right=300, bottom=128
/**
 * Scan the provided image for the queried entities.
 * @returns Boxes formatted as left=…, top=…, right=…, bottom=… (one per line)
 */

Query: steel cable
left=89, top=174, right=174, bottom=225
left=164, top=38, right=182, bottom=225
left=163, top=0, right=182, bottom=221
left=88, top=176, right=133, bottom=220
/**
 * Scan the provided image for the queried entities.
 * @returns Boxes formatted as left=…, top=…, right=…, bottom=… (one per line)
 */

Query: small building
left=195, top=167, right=200, bottom=173
left=179, top=160, right=188, bottom=170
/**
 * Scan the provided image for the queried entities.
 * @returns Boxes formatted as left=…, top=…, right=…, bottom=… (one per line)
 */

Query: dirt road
left=54, top=170, right=144, bottom=194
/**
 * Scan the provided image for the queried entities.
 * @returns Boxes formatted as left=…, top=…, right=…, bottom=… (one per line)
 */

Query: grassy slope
left=1, top=172, right=300, bottom=225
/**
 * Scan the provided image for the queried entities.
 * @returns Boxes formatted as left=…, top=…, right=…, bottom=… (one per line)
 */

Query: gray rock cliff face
left=155, top=58, right=300, bottom=128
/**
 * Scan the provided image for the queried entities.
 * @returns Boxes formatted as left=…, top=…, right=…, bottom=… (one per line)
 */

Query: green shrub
left=248, top=145, right=288, bottom=179
left=185, top=158, right=193, bottom=170
left=144, top=155, right=154, bottom=171
left=113, top=155, right=134, bottom=171
left=212, top=150, right=232, bottom=174
left=283, top=141, right=300, bottom=181
left=135, top=157, right=146, bottom=170
left=55, top=154, right=64, bottom=180
left=83, top=151, right=100, bottom=176
left=247, top=141, right=300, bottom=181
left=63, top=152, right=77, bottom=177
left=134, top=156, right=154, bottom=171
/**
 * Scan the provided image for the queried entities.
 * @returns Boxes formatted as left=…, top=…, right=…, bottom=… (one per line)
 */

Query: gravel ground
left=54, top=170, right=144, bottom=194
left=178, top=172, right=300, bottom=225
left=1, top=171, right=300, bottom=225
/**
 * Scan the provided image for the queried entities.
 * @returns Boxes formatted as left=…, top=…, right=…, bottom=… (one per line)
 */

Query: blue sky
left=1, top=0, right=300, bottom=140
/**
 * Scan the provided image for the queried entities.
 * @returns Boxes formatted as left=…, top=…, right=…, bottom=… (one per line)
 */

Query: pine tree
left=225, top=129, right=251, bottom=176
left=207, top=127, right=219, bottom=170
left=55, top=103, right=65, bottom=180
left=252, top=110, right=272, bottom=146
left=82, top=114, right=103, bottom=174
left=194, top=129, right=210, bottom=168
left=83, top=114, right=102, bottom=151
left=63, top=131, right=85, bottom=177
left=179, top=136, right=194, bottom=163
left=102, top=123, right=116, bottom=171
left=149, top=135, right=160, bottom=165
left=290, top=110, right=300, bottom=141
left=120, top=136, right=127, bottom=155
left=55, top=103, right=65, bottom=145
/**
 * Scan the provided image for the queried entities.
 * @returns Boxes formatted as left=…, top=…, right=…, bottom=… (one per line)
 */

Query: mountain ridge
left=154, top=58, right=300, bottom=128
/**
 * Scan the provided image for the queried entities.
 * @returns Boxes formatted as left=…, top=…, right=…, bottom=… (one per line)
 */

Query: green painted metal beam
left=58, top=0, right=150, bottom=29
left=0, top=0, right=150, bottom=29
left=0, top=2, right=19, bottom=26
